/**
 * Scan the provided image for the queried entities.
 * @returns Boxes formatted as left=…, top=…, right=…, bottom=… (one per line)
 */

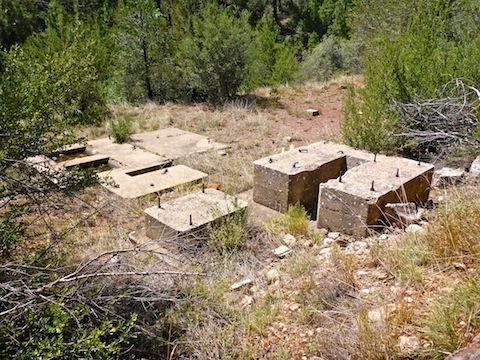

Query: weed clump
left=110, top=115, right=132, bottom=143
left=266, top=203, right=310, bottom=236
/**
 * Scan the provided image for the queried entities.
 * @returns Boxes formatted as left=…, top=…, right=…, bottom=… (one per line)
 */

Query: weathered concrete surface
left=130, top=128, right=228, bottom=160
left=252, top=141, right=375, bottom=214
left=253, top=148, right=346, bottom=214
left=98, top=165, right=207, bottom=199
left=144, top=188, right=248, bottom=239
left=317, top=158, right=433, bottom=237
left=87, top=138, right=170, bottom=168
left=57, top=154, right=110, bottom=169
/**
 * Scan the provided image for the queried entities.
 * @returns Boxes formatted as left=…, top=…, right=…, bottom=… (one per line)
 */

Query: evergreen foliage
left=344, top=0, right=480, bottom=155
left=179, top=2, right=252, bottom=102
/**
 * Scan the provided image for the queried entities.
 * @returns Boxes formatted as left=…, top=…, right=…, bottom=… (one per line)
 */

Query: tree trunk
left=142, top=40, right=153, bottom=100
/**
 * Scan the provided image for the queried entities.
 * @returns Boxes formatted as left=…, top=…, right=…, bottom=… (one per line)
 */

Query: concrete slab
left=98, top=165, right=208, bottom=199
left=87, top=138, right=170, bottom=168
left=317, top=158, right=433, bottom=237
left=130, top=128, right=228, bottom=159
left=144, top=188, right=248, bottom=239
left=57, top=154, right=110, bottom=169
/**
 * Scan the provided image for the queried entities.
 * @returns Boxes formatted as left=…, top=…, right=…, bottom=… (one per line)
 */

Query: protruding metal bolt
left=339, top=170, right=343, bottom=183
left=374, top=153, right=377, bottom=163
left=337, top=150, right=344, bottom=154
left=202, top=183, right=205, bottom=193
left=163, top=168, right=168, bottom=174
left=189, top=214, right=193, bottom=226
left=370, top=181, right=375, bottom=191
left=396, top=168, right=399, bottom=177
left=293, top=162, right=300, bottom=168
left=298, top=149, right=308, bottom=153
left=269, top=158, right=273, bottom=163
left=418, top=159, right=421, bottom=166
left=158, top=195, right=161, bottom=208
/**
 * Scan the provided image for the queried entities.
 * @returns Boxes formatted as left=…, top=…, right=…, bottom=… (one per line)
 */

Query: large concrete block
left=253, top=147, right=347, bottom=214
left=317, top=157, right=434, bottom=237
left=144, top=188, right=248, bottom=239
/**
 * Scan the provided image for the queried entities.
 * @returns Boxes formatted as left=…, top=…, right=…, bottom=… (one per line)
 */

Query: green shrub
left=208, top=207, right=246, bottom=253
left=300, top=36, right=362, bottom=82
left=110, top=116, right=132, bottom=143
left=266, top=203, right=310, bottom=236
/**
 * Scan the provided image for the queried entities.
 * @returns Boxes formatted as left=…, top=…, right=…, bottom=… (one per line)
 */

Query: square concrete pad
left=144, top=188, right=248, bottom=239
left=130, top=128, right=228, bottom=159
left=87, top=138, right=171, bottom=168
left=98, top=165, right=208, bottom=199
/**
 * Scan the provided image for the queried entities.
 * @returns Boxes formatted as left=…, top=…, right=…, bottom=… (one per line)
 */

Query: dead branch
left=393, top=78, right=480, bottom=156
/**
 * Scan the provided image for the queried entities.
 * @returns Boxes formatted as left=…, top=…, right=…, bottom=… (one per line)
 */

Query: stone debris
left=266, top=268, right=280, bottom=283
left=367, top=304, right=397, bottom=327
left=405, top=224, right=425, bottom=234
left=327, top=231, right=341, bottom=240
left=445, top=333, right=480, bottom=360
left=231, top=278, right=253, bottom=290
left=398, top=335, right=421, bottom=355
left=239, top=294, right=254, bottom=308
left=273, top=245, right=291, bottom=257
left=384, top=202, right=425, bottom=228
left=433, top=167, right=465, bottom=187
left=469, top=156, right=480, bottom=179
left=283, top=234, right=297, bottom=246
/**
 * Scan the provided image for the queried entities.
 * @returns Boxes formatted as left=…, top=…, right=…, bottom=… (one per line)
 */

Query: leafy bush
left=0, top=299, right=137, bottom=359
left=179, top=2, right=253, bottom=102
left=300, top=35, right=362, bottom=82
left=208, top=207, right=246, bottom=253
left=110, top=115, right=132, bottom=143
left=344, top=0, right=480, bottom=155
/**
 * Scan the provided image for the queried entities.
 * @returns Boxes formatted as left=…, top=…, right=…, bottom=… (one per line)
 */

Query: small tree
left=179, top=2, right=253, bottom=102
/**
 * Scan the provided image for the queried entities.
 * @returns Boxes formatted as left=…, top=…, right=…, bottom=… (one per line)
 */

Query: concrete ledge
left=144, top=189, right=248, bottom=239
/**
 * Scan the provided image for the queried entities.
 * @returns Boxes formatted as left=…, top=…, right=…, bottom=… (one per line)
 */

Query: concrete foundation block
left=317, top=158, right=433, bottom=237
left=144, top=189, right=248, bottom=239
left=253, top=147, right=347, bottom=214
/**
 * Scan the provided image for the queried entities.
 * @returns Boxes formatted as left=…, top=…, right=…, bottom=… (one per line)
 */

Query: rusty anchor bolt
left=158, top=196, right=161, bottom=208
left=370, top=181, right=375, bottom=191
left=396, top=168, right=400, bottom=178
left=189, top=214, right=193, bottom=226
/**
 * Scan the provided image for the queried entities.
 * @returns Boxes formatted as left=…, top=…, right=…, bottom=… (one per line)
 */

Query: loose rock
left=230, top=278, right=253, bottom=290
left=273, top=245, right=291, bottom=257
left=283, top=233, right=297, bottom=246
left=266, top=268, right=280, bottom=283
left=398, top=335, right=421, bottom=355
